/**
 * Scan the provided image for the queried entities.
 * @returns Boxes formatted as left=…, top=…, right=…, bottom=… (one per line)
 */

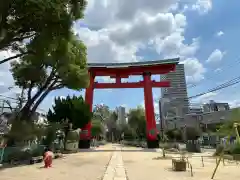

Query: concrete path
left=122, top=146, right=240, bottom=180
left=1, top=144, right=240, bottom=180
left=102, top=145, right=127, bottom=180
left=0, top=144, right=113, bottom=180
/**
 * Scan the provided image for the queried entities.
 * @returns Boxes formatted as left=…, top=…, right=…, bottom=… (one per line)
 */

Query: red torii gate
left=79, top=58, right=179, bottom=148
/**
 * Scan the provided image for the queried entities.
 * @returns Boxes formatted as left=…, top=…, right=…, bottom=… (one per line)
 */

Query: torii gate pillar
left=79, top=73, right=94, bottom=149
left=143, top=72, right=159, bottom=148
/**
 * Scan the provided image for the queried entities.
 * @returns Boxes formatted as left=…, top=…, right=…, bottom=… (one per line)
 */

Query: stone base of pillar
left=147, top=139, right=159, bottom=149
left=78, top=139, right=91, bottom=149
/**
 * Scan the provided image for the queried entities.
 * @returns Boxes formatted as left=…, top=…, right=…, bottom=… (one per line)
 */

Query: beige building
left=164, top=108, right=234, bottom=130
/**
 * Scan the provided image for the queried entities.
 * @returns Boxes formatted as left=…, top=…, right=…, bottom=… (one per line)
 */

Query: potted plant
left=65, top=129, right=79, bottom=152
left=230, top=143, right=240, bottom=160
left=185, top=127, right=201, bottom=152
left=172, top=151, right=187, bottom=171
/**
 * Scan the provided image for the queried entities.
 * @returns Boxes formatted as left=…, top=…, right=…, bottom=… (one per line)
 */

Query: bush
left=186, top=127, right=200, bottom=140
left=30, top=147, right=45, bottom=157
left=230, top=143, right=240, bottom=154
left=6, top=150, right=31, bottom=162
left=66, top=130, right=79, bottom=142
left=165, top=129, right=182, bottom=141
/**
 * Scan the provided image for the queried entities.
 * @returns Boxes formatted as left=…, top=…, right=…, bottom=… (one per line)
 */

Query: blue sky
left=41, top=0, right=240, bottom=113
left=1, top=0, right=240, bottom=114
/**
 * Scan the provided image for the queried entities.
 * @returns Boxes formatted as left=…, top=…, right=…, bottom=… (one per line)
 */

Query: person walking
left=43, top=147, right=54, bottom=168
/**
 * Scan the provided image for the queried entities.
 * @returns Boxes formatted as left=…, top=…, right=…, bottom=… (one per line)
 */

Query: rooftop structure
left=203, top=100, right=230, bottom=112
left=87, top=58, right=179, bottom=68
left=87, top=58, right=179, bottom=77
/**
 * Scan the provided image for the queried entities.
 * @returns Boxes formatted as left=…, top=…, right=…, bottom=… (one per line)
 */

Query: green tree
left=93, top=104, right=116, bottom=140
left=0, top=0, right=87, bottom=64
left=165, top=128, right=182, bottom=141
left=11, top=34, right=89, bottom=120
left=42, top=124, right=58, bottom=148
left=185, top=127, right=201, bottom=140
left=217, top=108, right=240, bottom=137
left=47, top=95, right=92, bottom=130
left=128, top=106, right=146, bottom=139
left=121, top=124, right=136, bottom=141
left=91, top=119, right=103, bottom=138
left=93, top=104, right=111, bottom=122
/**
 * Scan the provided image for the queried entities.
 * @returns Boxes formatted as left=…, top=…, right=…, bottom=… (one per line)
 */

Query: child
left=43, top=147, right=54, bottom=168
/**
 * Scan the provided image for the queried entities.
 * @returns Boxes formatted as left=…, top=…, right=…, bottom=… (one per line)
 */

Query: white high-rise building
left=116, top=106, right=126, bottom=125
left=160, top=64, right=189, bottom=118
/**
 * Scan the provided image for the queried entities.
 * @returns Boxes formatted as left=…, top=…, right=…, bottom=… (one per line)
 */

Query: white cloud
left=83, top=0, right=179, bottom=27
left=228, top=100, right=240, bottom=108
left=206, top=49, right=225, bottom=63
left=192, top=92, right=218, bottom=104
left=0, top=50, right=21, bottom=96
left=109, top=13, right=185, bottom=46
left=214, top=68, right=222, bottom=73
left=75, top=27, right=140, bottom=63
left=95, top=76, right=115, bottom=83
left=216, top=31, right=224, bottom=37
left=191, top=0, right=212, bottom=14
left=181, top=58, right=206, bottom=83
left=140, top=101, right=159, bottom=115
left=74, top=1, right=210, bottom=86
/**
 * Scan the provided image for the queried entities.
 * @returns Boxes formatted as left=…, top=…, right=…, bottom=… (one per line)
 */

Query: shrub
left=230, top=143, right=240, bottom=154
left=6, top=150, right=31, bottom=162
left=66, top=130, right=79, bottom=142
left=186, top=127, right=200, bottom=140
left=165, top=129, right=182, bottom=141
left=30, top=147, right=44, bottom=157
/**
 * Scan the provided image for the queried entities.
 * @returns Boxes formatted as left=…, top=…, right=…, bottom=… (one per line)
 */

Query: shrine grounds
left=0, top=144, right=239, bottom=180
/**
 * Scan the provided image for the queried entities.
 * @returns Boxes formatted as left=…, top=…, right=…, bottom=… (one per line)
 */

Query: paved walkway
left=102, top=146, right=127, bottom=180
left=122, top=146, right=240, bottom=180
left=0, top=144, right=113, bottom=180
left=1, top=144, right=240, bottom=180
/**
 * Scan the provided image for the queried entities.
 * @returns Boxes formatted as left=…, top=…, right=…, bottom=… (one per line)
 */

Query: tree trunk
left=18, top=71, right=57, bottom=120
left=18, top=87, right=47, bottom=120
left=28, top=89, right=52, bottom=118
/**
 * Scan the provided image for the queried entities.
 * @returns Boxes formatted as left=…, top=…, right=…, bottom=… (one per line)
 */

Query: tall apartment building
left=116, top=106, right=126, bottom=125
left=160, top=64, right=189, bottom=119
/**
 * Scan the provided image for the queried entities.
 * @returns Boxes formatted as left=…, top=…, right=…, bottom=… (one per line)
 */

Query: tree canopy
left=11, top=33, right=89, bottom=120
left=47, top=95, right=92, bottom=129
left=0, top=0, right=87, bottom=64
left=217, top=108, right=240, bottom=137
left=93, top=104, right=111, bottom=121
left=91, top=119, right=103, bottom=137
left=127, top=106, right=146, bottom=139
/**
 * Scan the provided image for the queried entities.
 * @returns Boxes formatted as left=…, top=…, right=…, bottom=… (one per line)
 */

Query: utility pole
left=159, top=100, right=164, bottom=138
left=159, top=98, right=171, bottom=137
